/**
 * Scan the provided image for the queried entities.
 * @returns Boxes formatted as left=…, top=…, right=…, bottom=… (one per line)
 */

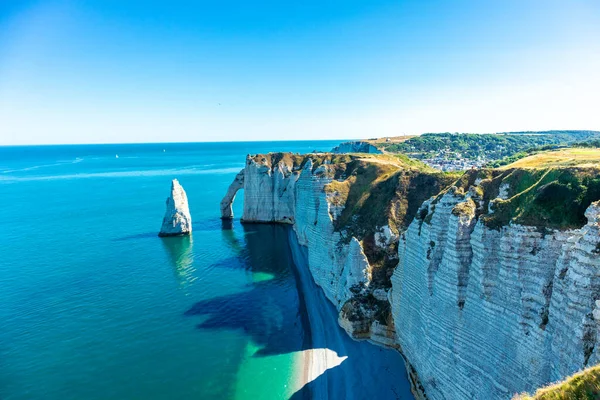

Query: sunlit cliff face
left=223, top=151, right=600, bottom=400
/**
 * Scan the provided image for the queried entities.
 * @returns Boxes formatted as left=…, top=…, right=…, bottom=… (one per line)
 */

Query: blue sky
left=1, top=0, right=599, bottom=144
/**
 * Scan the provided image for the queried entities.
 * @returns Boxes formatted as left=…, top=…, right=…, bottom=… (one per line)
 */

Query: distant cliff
left=331, top=141, right=382, bottom=154
left=220, top=151, right=600, bottom=400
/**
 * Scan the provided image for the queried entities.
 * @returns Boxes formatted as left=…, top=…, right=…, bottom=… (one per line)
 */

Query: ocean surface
left=0, top=141, right=412, bottom=400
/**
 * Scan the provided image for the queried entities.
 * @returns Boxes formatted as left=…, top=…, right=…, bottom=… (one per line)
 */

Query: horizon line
left=2, top=129, right=599, bottom=147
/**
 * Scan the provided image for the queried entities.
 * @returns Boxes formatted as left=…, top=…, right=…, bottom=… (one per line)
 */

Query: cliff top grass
left=513, top=365, right=600, bottom=400
left=450, top=166, right=600, bottom=230
left=321, top=154, right=460, bottom=287
left=363, top=135, right=417, bottom=145
left=249, top=153, right=454, bottom=229
left=248, top=152, right=437, bottom=175
left=314, top=154, right=459, bottom=233
left=249, top=151, right=460, bottom=238
left=503, top=148, right=600, bottom=169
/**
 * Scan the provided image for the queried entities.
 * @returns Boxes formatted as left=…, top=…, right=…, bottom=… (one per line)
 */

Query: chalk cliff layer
left=159, top=179, right=192, bottom=237
left=221, top=154, right=600, bottom=399
left=331, top=141, right=382, bottom=154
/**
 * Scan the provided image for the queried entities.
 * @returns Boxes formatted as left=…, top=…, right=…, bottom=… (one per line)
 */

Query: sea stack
left=159, top=179, right=192, bottom=237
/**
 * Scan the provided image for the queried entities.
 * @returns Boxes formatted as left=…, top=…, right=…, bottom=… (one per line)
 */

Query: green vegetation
left=372, top=131, right=600, bottom=164
left=575, top=140, right=600, bottom=148
left=286, top=147, right=600, bottom=238
left=514, top=365, right=600, bottom=400
left=492, top=169, right=600, bottom=229
left=503, top=148, right=600, bottom=168
left=340, top=291, right=391, bottom=326
left=487, top=144, right=572, bottom=168
left=451, top=198, right=476, bottom=217
left=290, top=153, right=460, bottom=287
left=415, top=148, right=600, bottom=230
left=256, top=148, right=600, bottom=344
left=323, top=158, right=459, bottom=236
left=249, top=152, right=354, bottom=171
left=447, top=167, right=600, bottom=230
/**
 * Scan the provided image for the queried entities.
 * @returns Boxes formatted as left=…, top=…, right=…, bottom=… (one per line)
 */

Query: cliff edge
left=221, top=150, right=600, bottom=400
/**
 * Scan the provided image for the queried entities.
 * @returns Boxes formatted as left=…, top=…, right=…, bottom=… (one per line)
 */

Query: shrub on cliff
left=484, top=169, right=600, bottom=230
left=514, top=365, right=600, bottom=400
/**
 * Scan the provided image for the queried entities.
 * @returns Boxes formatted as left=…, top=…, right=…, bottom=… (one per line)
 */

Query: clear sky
left=1, top=0, right=599, bottom=145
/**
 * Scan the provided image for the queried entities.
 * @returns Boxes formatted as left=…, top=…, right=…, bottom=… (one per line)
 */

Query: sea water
left=0, top=141, right=412, bottom=400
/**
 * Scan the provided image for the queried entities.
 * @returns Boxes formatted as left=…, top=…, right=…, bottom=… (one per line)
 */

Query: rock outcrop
left=220, top=169, right=244, bottom=219
left=331, top=141, right=381, bottom=154
left=222, top=153, right=600, bottom=400
left=391, top=188, right=600, bottom=399
left=222, top=153, right=455, bottom=340
left=159, top=179, right=192, bottom=237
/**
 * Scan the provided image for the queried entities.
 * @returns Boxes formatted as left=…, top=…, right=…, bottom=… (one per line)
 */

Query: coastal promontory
left=221, top=146, right=600, bottom=400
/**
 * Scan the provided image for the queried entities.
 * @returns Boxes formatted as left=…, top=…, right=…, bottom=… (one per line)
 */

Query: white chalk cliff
left=159, top=179, right=192, bottom=237
left=331, top=141, right=382, bottom=154
left=220, top=155, right=376, bottom=309
left=221, top=154, right=600, bottom=399
left=220, top=170, right=244, bottom=219
left=391, top=188, right=600, bottom=399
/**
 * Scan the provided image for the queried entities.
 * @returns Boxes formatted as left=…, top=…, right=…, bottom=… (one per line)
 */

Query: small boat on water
left=115, top=154, right=119, bottom=159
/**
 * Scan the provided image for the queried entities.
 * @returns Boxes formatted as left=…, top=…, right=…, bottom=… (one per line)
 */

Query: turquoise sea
left=0, top=141, right=411, bottom=400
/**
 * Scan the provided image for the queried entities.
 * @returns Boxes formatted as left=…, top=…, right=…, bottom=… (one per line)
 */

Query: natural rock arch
left=220, top=169, right=244, bottom=219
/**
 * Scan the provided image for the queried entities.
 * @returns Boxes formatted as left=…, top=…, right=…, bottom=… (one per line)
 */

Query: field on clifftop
left=502, top=148, right=600, bottom=168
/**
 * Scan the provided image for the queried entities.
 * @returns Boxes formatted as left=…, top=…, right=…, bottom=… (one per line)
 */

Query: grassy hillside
left=514, top=365, right=600, bottom=400
left=446, top=167, right=600, bottom=230
left=502, top=148, right=600, bottom=168
left=364, top=135, right=416, bottom=145
left=322, top=154, right=458, bottom=232
left=370, top=131, right=600, bottom=164
left=321, top=154, right=460, bottom=287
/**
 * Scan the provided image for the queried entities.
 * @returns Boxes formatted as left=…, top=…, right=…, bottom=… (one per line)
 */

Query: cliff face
left=391, top=189, right=600, bottom=399
left=221, top=154, right=600, bottom=400
left=221, top=153, right=452, bottom=311
left=331, top=141, right=382, bottom=154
